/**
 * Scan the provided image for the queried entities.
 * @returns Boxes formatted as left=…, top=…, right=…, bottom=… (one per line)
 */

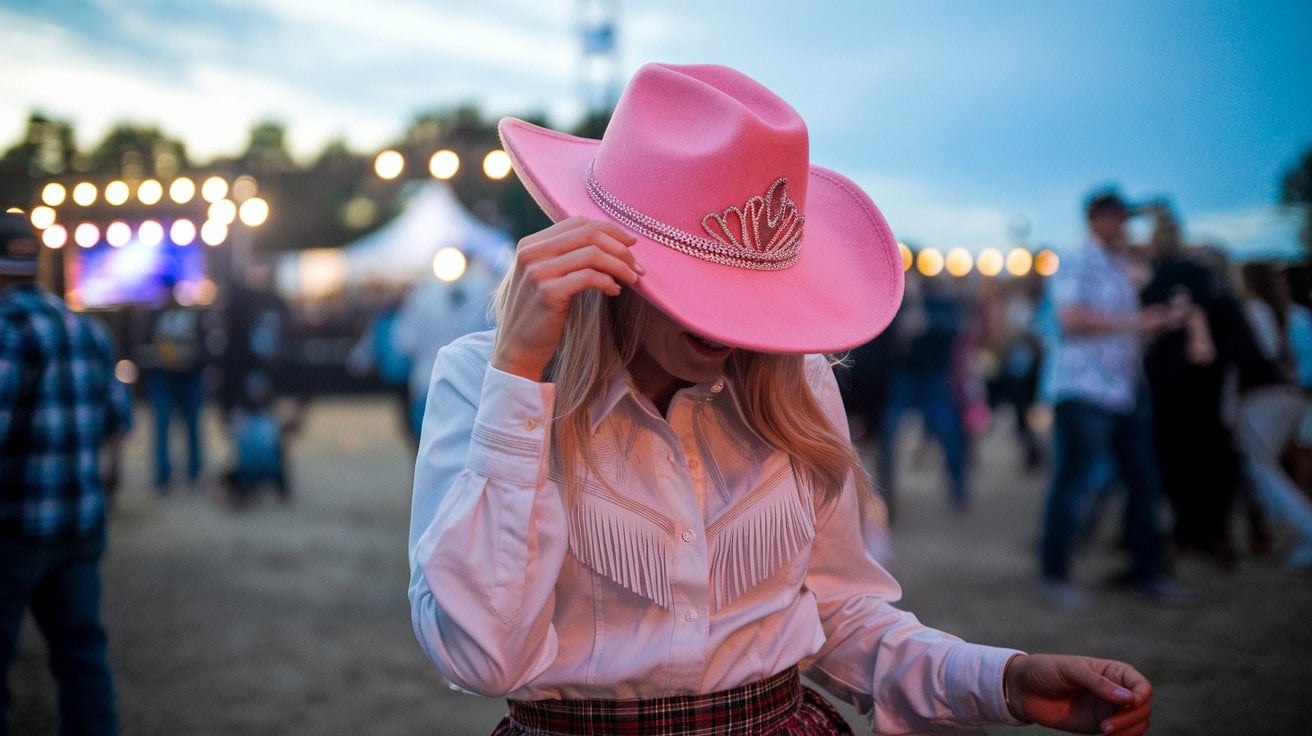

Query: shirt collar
left=587, top=368, right=731, bottom=433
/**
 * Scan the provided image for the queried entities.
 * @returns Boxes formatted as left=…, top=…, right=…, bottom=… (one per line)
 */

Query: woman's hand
left=1004, top=654, right=1153, bottom=736
left=492, top=217, right=642, bottom=381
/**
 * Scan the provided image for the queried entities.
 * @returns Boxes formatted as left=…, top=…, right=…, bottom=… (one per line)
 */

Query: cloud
left=1190, top=205, right=1305, bottom=260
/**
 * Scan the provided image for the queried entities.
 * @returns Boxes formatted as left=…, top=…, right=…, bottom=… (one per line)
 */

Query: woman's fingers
left=492, top=217, right=641, bottom=379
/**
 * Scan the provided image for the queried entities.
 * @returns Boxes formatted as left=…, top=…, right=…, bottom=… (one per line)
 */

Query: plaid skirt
left=489, top=666, right=854, bottom=736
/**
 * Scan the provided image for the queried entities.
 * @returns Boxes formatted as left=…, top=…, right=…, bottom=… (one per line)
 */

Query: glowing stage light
left=138, top=179, right=163, bottom=205
left=105, top=181, right=130, bottom=206
left=42, top=225, right=68, bottom=249
left=169, top=177, right=196, bottom=204
left=202, top=176, right=229, bottom=203
left=30, top=206, right=56, bottom=230
left=898, top=242, right=913, bottom=272
left=41, top=183, right=67, bottom=206
left=208, top=200, right=237, bottom=225
left=201, top=220, right=228, bottom=246
left=74, top=222, right=100, bottom=248
left=106, top=221, right=132, bottom=247
left=170, top=219, right=197, bottom=245
left=138, top=220, right=164, bottom=246
left=72, top=182, right=97, bottom=206
left=238, top=197, right=269, bottom=226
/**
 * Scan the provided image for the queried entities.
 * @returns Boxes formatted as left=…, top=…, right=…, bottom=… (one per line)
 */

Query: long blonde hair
left=492, top=278, right=873, bottom=508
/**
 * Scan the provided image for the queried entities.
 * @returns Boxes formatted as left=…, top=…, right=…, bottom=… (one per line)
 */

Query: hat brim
left=499, top=118, right=904, bottom=354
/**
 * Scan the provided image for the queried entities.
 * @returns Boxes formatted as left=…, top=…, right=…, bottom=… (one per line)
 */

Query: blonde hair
left=492, top=277, right=873, bottom=508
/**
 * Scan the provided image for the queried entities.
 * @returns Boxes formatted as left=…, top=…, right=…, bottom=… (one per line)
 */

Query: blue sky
left=2, top=0, right=1309, bottom=258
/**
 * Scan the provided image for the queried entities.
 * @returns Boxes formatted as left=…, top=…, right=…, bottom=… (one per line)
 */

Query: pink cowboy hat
left=498, top=62, right=904, bottom=354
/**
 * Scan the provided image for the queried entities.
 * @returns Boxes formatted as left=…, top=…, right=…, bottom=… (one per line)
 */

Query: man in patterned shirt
left=1038, top=188, right=1190, bottom=609
left=0, top=212, right=132, bottom=735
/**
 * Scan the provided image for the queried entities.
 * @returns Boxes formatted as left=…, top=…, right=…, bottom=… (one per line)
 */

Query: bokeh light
left=201, top=176, right=229, bottom=203
left=1035, top=249, right=1060, bottom=276
left=430, top=150, right=460, bottom=179
left=29, top=206, right=56, bottom=230
left=898, top=242, right=913, bottom=272
left=105, top=180, right=130, bottom=206
left=114, top=359, right=139, bottom=385
left=74, top=222, right=100, bottom=248
left=976, top=248, right=1004, bottom=277
left=945, top=248, right=973, bottom=277
left=41, top=182, right=67, bottom=206
left=238, top=197, right=269, bottom=227
left=1005, top=247, right=1034, bottom=277
left=169, top=177, right=196, bottom=204
left=106, top=221, right=132, bottom=247
left=72, top=182, right=97, bottom=206
left=138, top=179, right=164, bottom=205
left=138, top=220, right=164, bottom=247
left=201, top=220, right=228, bottom=246
left=170, top=219, right=197, bottom=245
left=375, top=150, right=404, bottom=180
left=432, top=247, right=467, bottom=282
left=208, top=200, right=237, bottom=225
left=916, top=247, right=944, bottom=277
left=42, top=224, right=67, bottom=249
left=482, top=150, right=512, bottom=179
left=232, top=175, right=258, bottom=201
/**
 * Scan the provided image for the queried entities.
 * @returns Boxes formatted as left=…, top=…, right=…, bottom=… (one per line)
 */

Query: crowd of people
left=838, top=187, right=1312, bottom=612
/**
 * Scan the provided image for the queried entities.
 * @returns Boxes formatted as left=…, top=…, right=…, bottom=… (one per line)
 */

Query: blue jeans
left=0, top=530, right=117, bottom=735
left=144, top=368, right=205, bottom=488
left=1040, top=398, right=1167, bottom=583
left=879, top=369, right=968, bottom=507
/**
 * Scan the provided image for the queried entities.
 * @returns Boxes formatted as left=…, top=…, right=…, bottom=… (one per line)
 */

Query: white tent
left=276, top=181, right=513, bottom=298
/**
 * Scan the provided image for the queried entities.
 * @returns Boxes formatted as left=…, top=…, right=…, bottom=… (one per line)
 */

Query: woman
left=409, top=63, right=1151, bottom=735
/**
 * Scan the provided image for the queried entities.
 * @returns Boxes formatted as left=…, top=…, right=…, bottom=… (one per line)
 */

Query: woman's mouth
left=685, top=332, right=732, bottom=356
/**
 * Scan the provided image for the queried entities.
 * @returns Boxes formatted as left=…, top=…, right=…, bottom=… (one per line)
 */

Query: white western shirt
left=409, top=329, right=1022, bottom=734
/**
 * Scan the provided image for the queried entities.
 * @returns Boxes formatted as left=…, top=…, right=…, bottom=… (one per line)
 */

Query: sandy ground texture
left=9, top=395, right=1312, bottom=735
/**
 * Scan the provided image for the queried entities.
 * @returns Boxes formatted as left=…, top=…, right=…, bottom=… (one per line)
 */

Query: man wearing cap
left=0, top=212, right=132, bottom=734
left=1038, top=188, right=1189, bottom=608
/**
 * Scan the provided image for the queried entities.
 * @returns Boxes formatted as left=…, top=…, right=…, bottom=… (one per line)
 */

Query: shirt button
left=666, top=453, right=675, bottom=464
left=524, top=418, right=537, bottom=430
left=685, top=609, right=699, bottom=622
left=682, top=529, right=696, bottom=543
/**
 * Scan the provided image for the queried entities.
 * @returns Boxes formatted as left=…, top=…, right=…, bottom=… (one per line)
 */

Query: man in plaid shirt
left=0, top=212, right=132, bottom=735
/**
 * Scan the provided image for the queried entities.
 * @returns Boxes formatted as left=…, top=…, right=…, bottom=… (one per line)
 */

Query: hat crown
left=592, top=64, right=810, bottom=236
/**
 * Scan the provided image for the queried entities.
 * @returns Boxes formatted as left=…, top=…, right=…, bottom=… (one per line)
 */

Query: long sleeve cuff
left=467, top=366, right=555, bottom=486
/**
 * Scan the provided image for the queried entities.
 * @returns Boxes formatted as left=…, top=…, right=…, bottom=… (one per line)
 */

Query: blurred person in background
left=1139, top=202, right=1241, bottom=568
left=1037, top=187, right=1189, bottom=608
left=979, top=275, right=1046, bottom=471
left=393, top=264, right=496, bottom=446
left=877, top=269, right=971, bottom=514
left=136, top=276, right=208, bottom=494
left=1233, top=261, right=1312, bottom=568
left=0, top=213, right=132, bottom=735
left=346, top=287, right=412, bottom=441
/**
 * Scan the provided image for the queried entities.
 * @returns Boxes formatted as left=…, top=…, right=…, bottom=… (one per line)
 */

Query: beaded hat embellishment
left=586, top=164, right=804, bottom=271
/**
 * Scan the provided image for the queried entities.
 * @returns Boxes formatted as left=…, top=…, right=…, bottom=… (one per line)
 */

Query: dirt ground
left=10, top=396, right=1312, bottom=735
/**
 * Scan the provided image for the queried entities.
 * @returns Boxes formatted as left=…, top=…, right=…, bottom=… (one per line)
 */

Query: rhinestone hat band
left=585, top=161, right=805, bottom=270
